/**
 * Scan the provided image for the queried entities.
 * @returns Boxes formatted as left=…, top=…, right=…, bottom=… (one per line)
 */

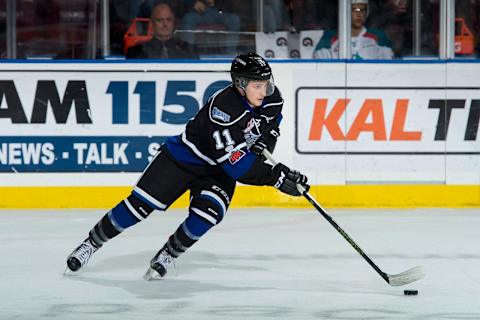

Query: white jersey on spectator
left=313, top=27, right=394, bottom=60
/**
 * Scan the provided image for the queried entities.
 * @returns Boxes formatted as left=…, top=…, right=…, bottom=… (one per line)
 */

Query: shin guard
left=89, top=193, right=155, bottom=246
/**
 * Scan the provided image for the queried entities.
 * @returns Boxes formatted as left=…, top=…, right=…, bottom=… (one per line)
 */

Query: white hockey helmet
left=352, top=0, right=369, bottom=16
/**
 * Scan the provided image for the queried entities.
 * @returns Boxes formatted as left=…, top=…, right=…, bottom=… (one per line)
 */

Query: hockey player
left=66, top=52, right=310, bottom=279
left=313, top=0, right=394, bottom=60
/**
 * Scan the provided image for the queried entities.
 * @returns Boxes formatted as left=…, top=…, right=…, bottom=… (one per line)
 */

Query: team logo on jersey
left=244, top=118, right=262, bottom=148
left=212, top=106, right=231, bottom=122
left=229, top=149, right=246, bottom=165
left=243, top=118, right=258, bottom=133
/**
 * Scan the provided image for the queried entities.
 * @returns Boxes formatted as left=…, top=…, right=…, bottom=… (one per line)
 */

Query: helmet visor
left=237, top=75, right=275, bottom=96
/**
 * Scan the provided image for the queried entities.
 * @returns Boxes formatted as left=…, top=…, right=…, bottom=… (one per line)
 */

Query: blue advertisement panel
left=0, top=68, right=230, bottom=173
left=0, top=136, right=167, bottom=172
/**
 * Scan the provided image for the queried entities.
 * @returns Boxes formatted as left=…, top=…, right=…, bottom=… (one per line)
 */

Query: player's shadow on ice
left=66, top=250, right=271, bottom=299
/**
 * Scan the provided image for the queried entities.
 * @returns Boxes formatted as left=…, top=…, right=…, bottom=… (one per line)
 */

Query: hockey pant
left=87, top=148, right=235, bottom=259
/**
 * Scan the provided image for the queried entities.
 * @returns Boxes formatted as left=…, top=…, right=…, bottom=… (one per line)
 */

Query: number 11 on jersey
left=212, top=129, right=235, bottom=150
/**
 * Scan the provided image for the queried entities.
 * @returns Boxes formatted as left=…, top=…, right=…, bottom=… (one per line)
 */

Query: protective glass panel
left=345, top=0, right=440, bottom=60
left=120, top=1, right=341, bottom=60
left=254, top=0, right=338, bottom=59
left=417, top=0, right=440, bottom=58
left=121, top=1, right=245, bottom=59
left=0, top=0, right=5, bottom=58
left=454, top=0, right=479, bottom=58
left=14, top=0, right=98, bottom=59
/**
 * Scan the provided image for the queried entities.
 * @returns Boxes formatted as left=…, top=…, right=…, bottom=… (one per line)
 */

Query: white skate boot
left=143, top=246, right=176, bottom=280
left=66, top=239, right=100, bottom=272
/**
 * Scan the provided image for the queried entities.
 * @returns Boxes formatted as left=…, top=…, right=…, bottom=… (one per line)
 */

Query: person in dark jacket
left=126, top=3, right=199, bottom=59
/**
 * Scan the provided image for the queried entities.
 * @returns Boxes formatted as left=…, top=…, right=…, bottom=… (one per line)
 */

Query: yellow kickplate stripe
left=0, top=185, right=479, bottom=209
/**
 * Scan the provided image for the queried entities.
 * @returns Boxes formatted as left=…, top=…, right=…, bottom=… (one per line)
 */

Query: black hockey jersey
left=165, top=85, right=283, bottom=186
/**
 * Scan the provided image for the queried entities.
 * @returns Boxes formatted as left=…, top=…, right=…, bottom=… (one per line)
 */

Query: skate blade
left=63, top=267, right=80, bottom=276
left=143, top=267, right=163, bottom=281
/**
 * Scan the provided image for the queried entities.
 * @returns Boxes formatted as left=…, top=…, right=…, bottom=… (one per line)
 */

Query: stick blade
left=387, top=265, right=425, bottom=286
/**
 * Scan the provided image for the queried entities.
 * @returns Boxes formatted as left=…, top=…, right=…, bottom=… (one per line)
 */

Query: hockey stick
left=263, top=149, right=425, bottom=286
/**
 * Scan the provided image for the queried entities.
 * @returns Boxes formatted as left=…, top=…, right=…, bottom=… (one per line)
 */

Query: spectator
left=312, top=0, right=394, bottom=59
left=181, top=0, right=240, bottom=54
left=126, top=3, right=199, bottom=59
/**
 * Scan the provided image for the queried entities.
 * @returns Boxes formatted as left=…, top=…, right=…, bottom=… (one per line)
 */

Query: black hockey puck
left=404, top=290, right=418, bottom=295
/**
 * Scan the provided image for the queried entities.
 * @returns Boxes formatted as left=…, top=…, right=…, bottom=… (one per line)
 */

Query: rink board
left=0, top=61, right=479, bottom=208
left=0, top=185, right=478, bottom=208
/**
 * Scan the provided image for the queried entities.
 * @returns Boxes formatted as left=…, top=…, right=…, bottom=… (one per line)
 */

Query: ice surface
left=1, top=208, right=479, bottom=320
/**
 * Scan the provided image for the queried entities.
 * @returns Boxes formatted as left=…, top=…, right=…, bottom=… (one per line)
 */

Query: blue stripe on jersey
left=221, top=151, right=256, bottom=180
left=165, top=135, right=206, bottom=166
left=110, top=201, right=139, bottom=229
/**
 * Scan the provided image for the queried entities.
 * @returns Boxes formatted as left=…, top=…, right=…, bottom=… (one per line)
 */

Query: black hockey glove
left=272, top=163, right=310, bottom=197
left=250, top=127, right=280, bottom=156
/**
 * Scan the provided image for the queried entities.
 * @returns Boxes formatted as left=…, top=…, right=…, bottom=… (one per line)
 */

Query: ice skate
left=144, top=246, right=176, bottom=280
left=66, top=238, right=100, bottom=272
